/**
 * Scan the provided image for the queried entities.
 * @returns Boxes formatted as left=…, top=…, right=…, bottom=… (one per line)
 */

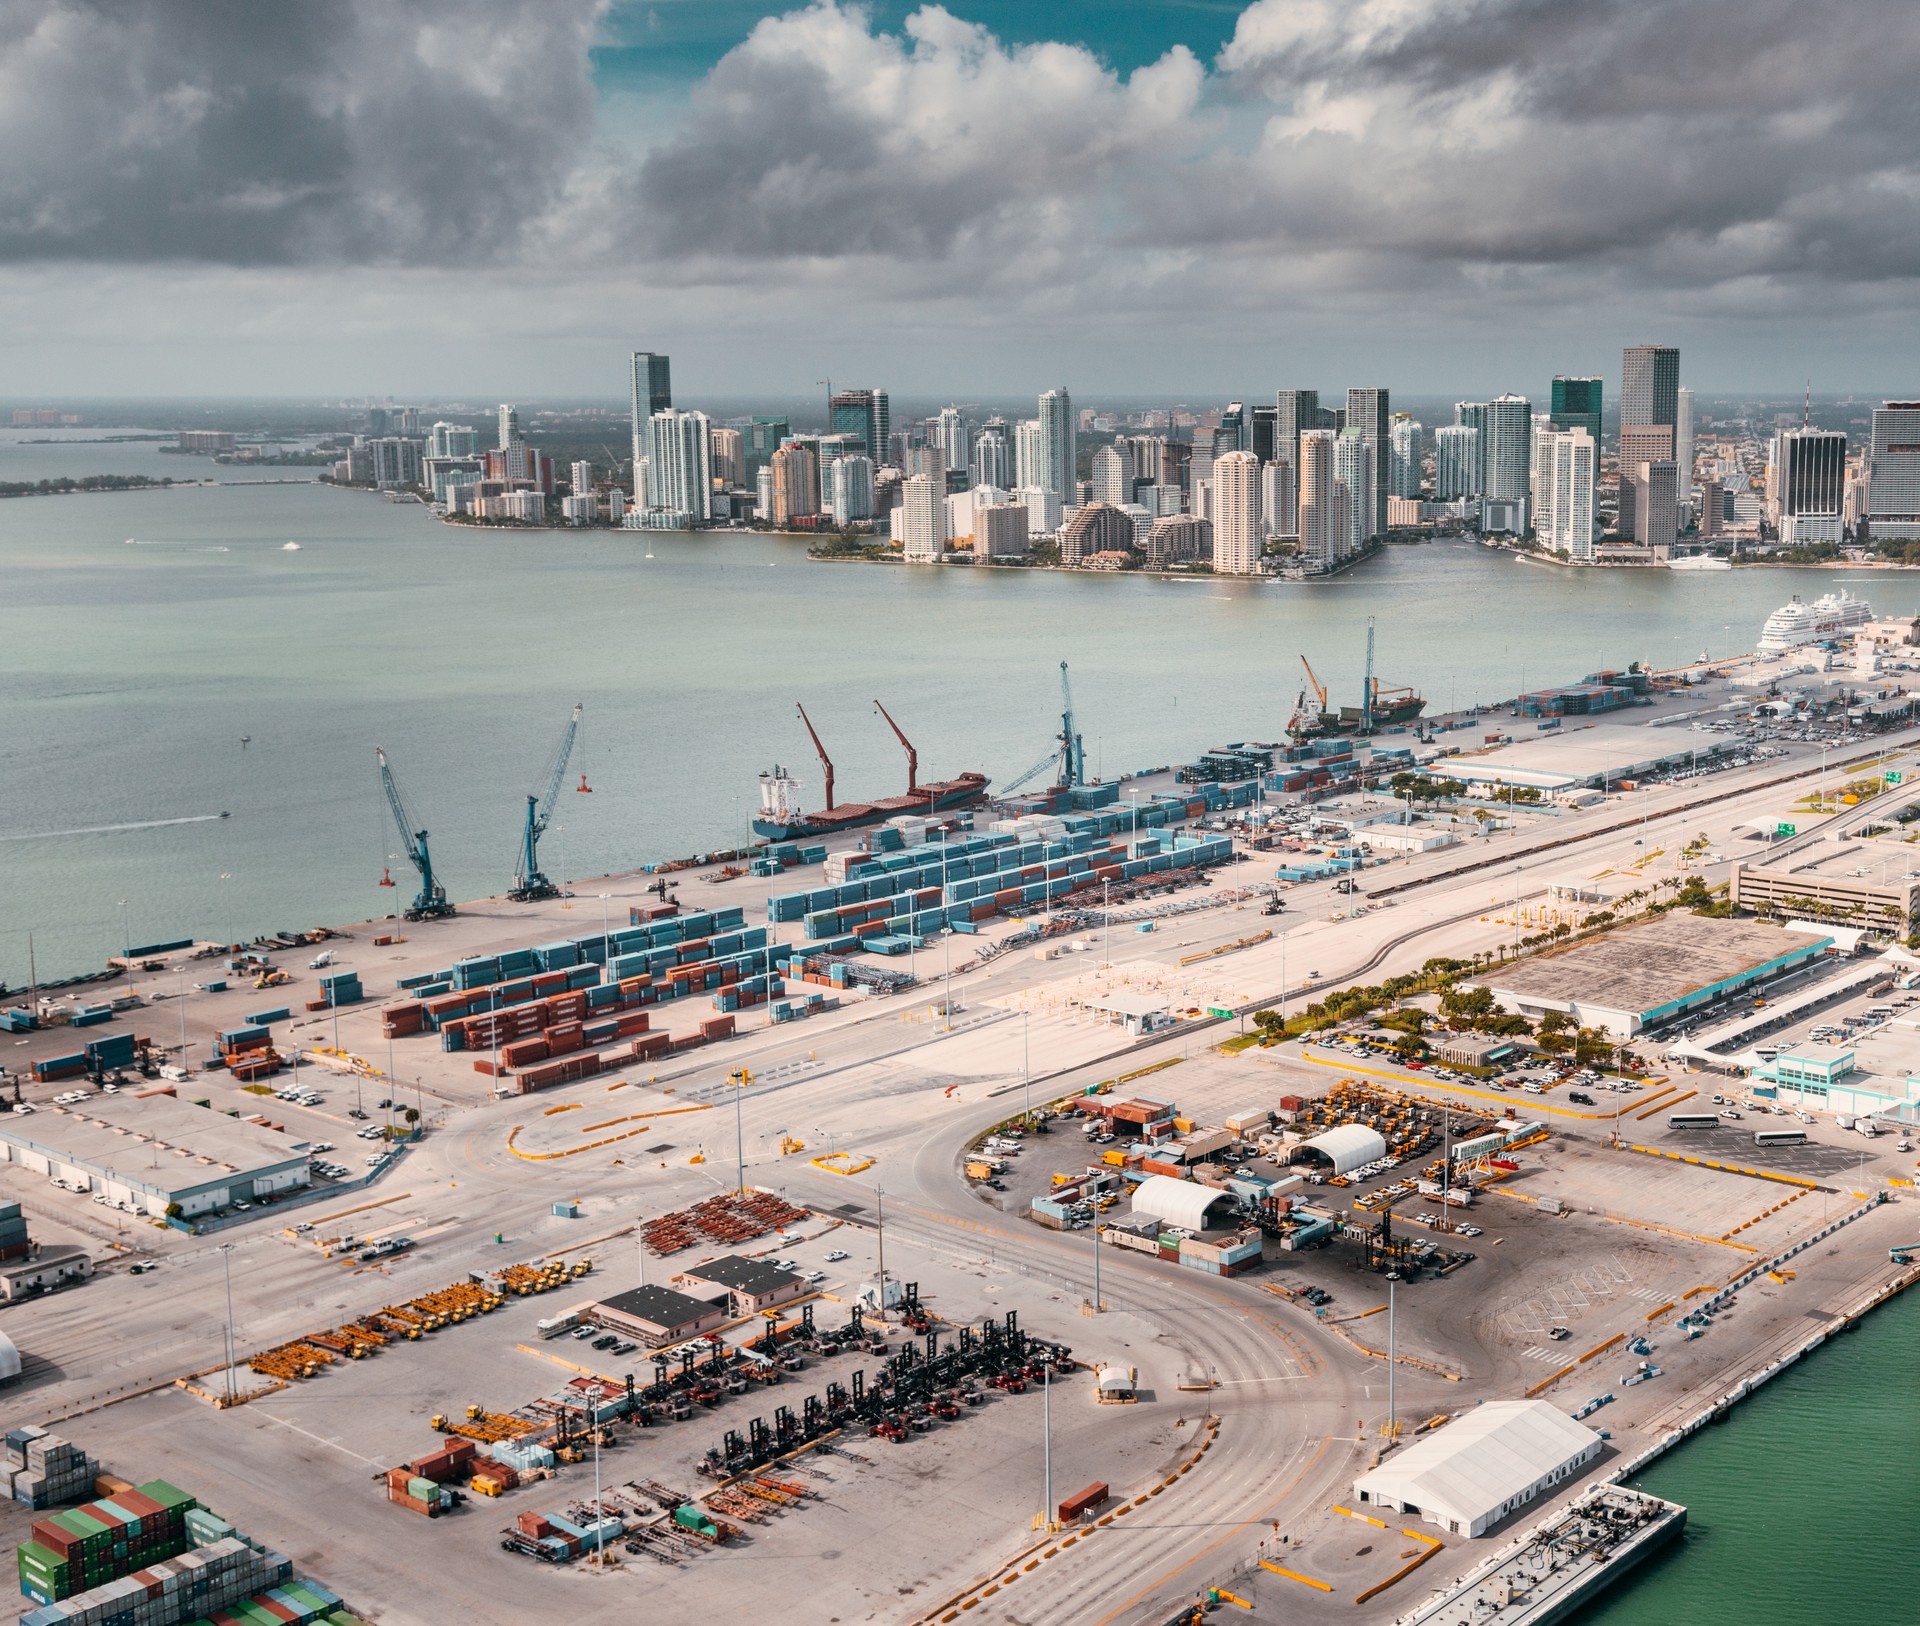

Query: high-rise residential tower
left=973, top=418, right=1013, bottom=491
left=1334, top=429, right=1373, bottom=554
left=1536, top=428, right=1596, bottom=561
left=1260, top=459, right=1294, bottom=539
left=1482, top=395, right=1534, bottom=517
left=1297, top=429, right=1339, bottom=567
left=1038, top=389, right=1075, bottom=501
left=830, top=388, right=886, bottom=465
left=830, top=455, right=874, bottom=526
left=1090, top=444, right=1132, bottom=507
left=1210, top=450, right=1261, bottom=575
left=1014, top=419, right=1044, bottom=495
left=1388, top=416, right=1423, bottom=499
left=644, top=408, right=711, bottom=521
left=1869, top=402, right=1920, bottom=540
left=1434, top=425, right=1481, bottom=501
left=1345, top=387, right=1391, bottom=534
left=497, top=404, right=521, bottom=450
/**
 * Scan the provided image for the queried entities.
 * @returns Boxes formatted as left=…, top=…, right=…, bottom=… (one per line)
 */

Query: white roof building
left=1294, top=1124, right=1387, bottom=1176
left=1128, top=1174, right=1238, bottom=1232
left=1352, top=1400, right=1603, bottom=1538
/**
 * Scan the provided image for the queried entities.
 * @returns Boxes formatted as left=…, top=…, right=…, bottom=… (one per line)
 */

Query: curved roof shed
left=1128, top=1174, right=1238, bottom=1232
left=1295, top=1124, right=1388, bottom=1176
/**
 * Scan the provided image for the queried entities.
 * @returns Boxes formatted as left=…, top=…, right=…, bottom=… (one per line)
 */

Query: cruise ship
left=1757, top=589, right=1873, bottom=651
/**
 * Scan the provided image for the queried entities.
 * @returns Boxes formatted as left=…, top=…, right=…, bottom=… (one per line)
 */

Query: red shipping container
left=701, top=1015, right=736, bottom=1039
left=473, top=1059, right=498, bottom=1077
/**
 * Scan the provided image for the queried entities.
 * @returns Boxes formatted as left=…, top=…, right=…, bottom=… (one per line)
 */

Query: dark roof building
left=671, top=1254, right=808, bottom=1315
left=592, top=1283, right=729, bottom=1347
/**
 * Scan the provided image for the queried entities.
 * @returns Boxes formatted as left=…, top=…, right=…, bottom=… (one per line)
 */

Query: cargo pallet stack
left=3, top=1429, right=98, bottom=1511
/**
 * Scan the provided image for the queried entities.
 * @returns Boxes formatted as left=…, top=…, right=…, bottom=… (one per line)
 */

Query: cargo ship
left=752, top=702, right=990, bottom=841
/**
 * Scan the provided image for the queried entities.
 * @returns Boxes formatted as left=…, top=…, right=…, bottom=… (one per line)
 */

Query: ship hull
left=753, top=773, right=991, bottom=841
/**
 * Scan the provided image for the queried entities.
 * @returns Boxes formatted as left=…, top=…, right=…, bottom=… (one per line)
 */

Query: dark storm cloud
left=0, top=0, right=604, bottom=264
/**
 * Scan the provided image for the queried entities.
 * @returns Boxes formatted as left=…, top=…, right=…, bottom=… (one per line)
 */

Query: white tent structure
left=1352, top=1400, right=1603, bottom=1537
left=0, top=1329, right=20, bottom=1384
left=1294, top=1124, right=1387, bottom=1177
left=1128, top=1174, right=1238, bottom=1232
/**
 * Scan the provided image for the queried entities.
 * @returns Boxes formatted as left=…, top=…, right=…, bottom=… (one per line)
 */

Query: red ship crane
left=796, top=703, right=836, bottom=810
left=378, top=866, right=396, bottom=889
left=873, top=699, right=919, bottom=794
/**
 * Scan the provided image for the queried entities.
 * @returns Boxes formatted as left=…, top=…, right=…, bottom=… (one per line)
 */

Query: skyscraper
left=1482, top=395, right=1534, bottom=519
left=1014, top=419, right=1044, bottom=494
left=900, top=473, right=945, bottom=561
left=1252, top=406, right=1277, bottom=465
left=1090, top=444, right=1131, bottom=507
left=1434, top=425, right=1480, bottom=501
left=1345, top=387, right=1390, bottom=534
left=973, top=418, right=1013, bottom=491
left=570, top=459, right=594, bottom=495
left=932, top=406, right=969, bottom=474
left=769, top=442, right=817, bottom=526
left=428, top=422, right=479, bottom=459
left=1616, top=426, right=1674, bottom=538
left=830, top=388, right=885, bottom=465
left=629, top=352, right=671, bottom=480
left=644, top=408, right=711, bottom=521
left=1334, top=429, right=1372, bottom=555
left=1260, top=459, right=1294, bottom=539
left=1220, top=402, right=1250, bottom=454
left=1211, top=450, right=1261, bottom=575
left=1535, top=429, right=1596, bottom=561
left=496, top=404, right=521, bottom=451
left=1274, top=390, right=1320, bottom=534
left=830, top=455, right=874, bottom=526
left=1387, top=416, right=1423, bottom=499
left=744, top=417, right=790, bottom=476
left=1549, top=377, right=1603, bottom=442
left=1297, top=429, right=1339, bottom=567
left=1620, top=345, right=1679, bottom=431
left=708, top=427, right=744, bottom=487
left=1453, top=401, right=1490, bottom=494
left=1038, top=389, right=1075, bottom=501
left=1771, top=428, right=1847, bottom=542
left=1869, top=402, right=1920, bottom=540
left=1632, top=460, right=1679, bottom=556
left=1675, top=387, right=1695, bottom=485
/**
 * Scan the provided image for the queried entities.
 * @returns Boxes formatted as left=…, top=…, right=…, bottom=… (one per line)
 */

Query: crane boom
left=375, top=747, right=454, bottom=921
left=1058, top=661, right=1086, bottom=788
left=796, top=703, right=835, bottom=810
left=873, top=699, right=918, bottom=793
left=511, top=703, right=583, bottom=902
left=1299, top=656, right=1329, bottom=713
left=1002, top=749, right=1062, bottom=796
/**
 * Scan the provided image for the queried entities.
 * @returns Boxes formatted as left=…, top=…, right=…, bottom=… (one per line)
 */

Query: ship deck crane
left=510, top=703, right=583, bottom=903
left=1001, top=661, right=1087, bottom=795
left=376, top=746, right=455, bottom=922
left=873, top=700, right=917, bottom=794
left=796, top=703, right=836, bottom=810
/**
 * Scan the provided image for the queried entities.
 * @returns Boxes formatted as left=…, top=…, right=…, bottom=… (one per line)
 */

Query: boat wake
left=0, top=813, right=229, bottom=842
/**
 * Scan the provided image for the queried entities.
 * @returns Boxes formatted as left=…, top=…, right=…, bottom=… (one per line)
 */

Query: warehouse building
left=1352, top=1400, right=1604, bottom=1537
left=1469, top=913, right=1833, bottom=1041
left=0, top=1098, right=311, bottom=1219
left=1291, top=1124, right=1387, bottom=1176
left=590, top=1284, right=730, bottom=1348
left=0, top=1246, right=92, bottom=1303
left=1442, top=724, right=1735, bottom=793
left=670, top=1254, right=808, bottom=1317
left=1128, top=1174, right=1240, bottom=1232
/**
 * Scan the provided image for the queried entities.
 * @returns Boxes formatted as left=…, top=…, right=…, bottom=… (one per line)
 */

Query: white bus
left=1668, top=1113, right=1720, bottom=1130
left=1753, top=1128, right=1807, bottom=1148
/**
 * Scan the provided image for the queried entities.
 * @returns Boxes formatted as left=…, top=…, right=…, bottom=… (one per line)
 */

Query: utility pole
left=1022, top=1011, right=1031, bottom=1126
left=875, top=1185, right=887, bottom=1322
left=592, top=1423, right=603, bottom=1571
left=733, top=1071, right=746, bottom=1195
left=1043, top=1363, right=1053, bottom=1531
left=1092, top=1219, right=1102, bottom=1313
left=220, top=1243, right=238, bottom=1404
left=1385, top=1268, right=1400, bottom=1441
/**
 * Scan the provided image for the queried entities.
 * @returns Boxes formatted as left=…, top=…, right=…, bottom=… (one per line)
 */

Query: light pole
left=1042, top=1362, right=1053, bottom=1531
left=734, top=1072, right=746, bottom=1194
left=219, top=873, right=234, bottom=949
left=1385, top=1268, right=1401, bottom=1440
left=599, top=892, right=612, bottom=961
left=118, top=899, right=132, bottom=999
left=875, top=1185, right=887, bottom=1322
left=1102, top=879, right=1111, bottom=970
left=1022, top=1011, right=1031, bottom=1126
left=220, top=1243, right=238, bottom=1404
left=1091, top=1216, right=1102, bottom=1313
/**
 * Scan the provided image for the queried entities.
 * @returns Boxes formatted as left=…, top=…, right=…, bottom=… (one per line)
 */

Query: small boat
left=282, top=541, right=301, bottom=551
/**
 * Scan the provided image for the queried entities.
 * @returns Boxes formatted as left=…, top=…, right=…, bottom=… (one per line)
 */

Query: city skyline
left=4, top=1, right=1919, bottom=396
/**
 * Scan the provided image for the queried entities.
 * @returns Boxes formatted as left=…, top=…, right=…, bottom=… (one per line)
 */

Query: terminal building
left=1728, top=858, right=1919, bottom=933
left=1352, top=1399, right=1604, bottom=1537
left=1470, top=914, right=1833, bottom=1041
left=1440, top=724, right=1737, bottom=795
left=0, top=1098, right=311, bottom=1219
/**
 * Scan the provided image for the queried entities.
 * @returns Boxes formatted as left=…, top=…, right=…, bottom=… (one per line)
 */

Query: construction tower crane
left=873, top=700, right=918, bottom=793
left=796, top=703, right=836, bottom=810
left=509, top=703, right=584, bottom=903
left=375, top=747, right=455, bottom=922
left=1002, top=661, right=1088, bottom=795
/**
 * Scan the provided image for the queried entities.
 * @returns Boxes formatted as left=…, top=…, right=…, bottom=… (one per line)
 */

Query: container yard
left=6, top=693, right=1920, bottom=1626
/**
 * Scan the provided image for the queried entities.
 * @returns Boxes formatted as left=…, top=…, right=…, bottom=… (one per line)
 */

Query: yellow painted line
left=1335, top=1505, right=1387, bottom=1527
left=1259, top=1561, right=1332, bottom=1593
left=1623, top=1143, right=1817, bottom=1189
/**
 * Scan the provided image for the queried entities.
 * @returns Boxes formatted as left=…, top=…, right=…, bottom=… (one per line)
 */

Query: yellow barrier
left=1260, top=1562, right=1332, bottom=1593
left=1637, top=1088, right=1693, bottom=1121
left=812, top=1152, right=876, bottom=1176
left=1525, top=1362, right=1577, bottom=1397
left=1577, top=1332, right=1625, bottom=1365
left=1353, top=1530, right=1444, bottom=1606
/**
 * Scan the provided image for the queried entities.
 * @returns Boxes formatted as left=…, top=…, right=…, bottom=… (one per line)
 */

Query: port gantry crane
left=873, top=699, right=918, bottom=794
left=375, top=746, right=455, bottom=922
left=1001, top=661, right=1087, bottom=795
left=509, top=702, right=585, bottom=903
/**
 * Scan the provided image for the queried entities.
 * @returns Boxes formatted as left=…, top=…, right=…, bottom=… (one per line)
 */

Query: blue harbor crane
left=1001, top=661, right=1088, bottom=795
left=509, top=703, right=584, bottom=903
left=375, top=746, right=455, bottom=922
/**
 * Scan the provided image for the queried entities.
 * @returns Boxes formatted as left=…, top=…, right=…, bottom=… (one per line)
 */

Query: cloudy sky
left=5, top=0, right=1917, bottom=399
